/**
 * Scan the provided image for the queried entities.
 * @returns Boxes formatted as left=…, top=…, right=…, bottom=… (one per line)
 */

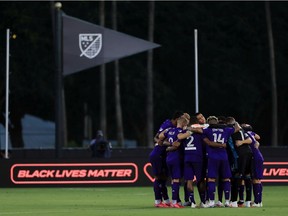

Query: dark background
left=0, top=1, right=287, bottom=149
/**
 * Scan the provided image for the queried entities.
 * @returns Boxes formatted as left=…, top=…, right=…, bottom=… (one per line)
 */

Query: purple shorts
left=166, top=160, right=182, bottom=179
left=207, top=158, right=231, bottom=179
left=184, top=161, right=204, bottom=182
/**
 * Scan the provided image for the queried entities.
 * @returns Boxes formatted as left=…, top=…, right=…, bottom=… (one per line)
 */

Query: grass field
left=0, top=186, right=287, bottom=216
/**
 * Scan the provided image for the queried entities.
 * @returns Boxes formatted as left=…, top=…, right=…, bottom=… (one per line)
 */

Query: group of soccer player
left=149, top=110, right=264, bottom=208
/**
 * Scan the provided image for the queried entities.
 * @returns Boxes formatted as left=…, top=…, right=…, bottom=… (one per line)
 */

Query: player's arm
left=235, top=137, right=252, bottom=147
left=186, top=126, right=203, bottom=134
left=166, top=140, right=181, bottom=152
left=177, top=130, right=192, bottom=140
left=157, top=130, right=166, bottom=145
left=203, top=137, right=227, bottom=148
left=254, top=133, right=260, bottom=140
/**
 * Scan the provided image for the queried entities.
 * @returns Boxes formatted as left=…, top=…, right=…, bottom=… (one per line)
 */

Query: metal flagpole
left=5, top=29, right=10, bottom=159
left=55, top=2, right=63, bottom=158
left=194, top=29, right=199, bottom=113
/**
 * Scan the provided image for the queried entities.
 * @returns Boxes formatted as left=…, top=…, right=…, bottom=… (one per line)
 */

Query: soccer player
left=202, top=116, right=241, bottom=207
left=159, top=116, right=191, bottom=208
left=241, top=124, right=264, bottom=207
left=227, top=117, right=253, bottom=208
left=183, top=116, right=209, bottom=208
left=215, top=116, right=228, bottom=207
left=149, top=110, right=184, bottom=207
left=195, top=112, right=206, bottom=125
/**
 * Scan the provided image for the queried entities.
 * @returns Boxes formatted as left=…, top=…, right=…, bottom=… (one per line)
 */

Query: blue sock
left=253, top=183, right=261, bottom=203
left=217, top=181, right=223, bottom=202
left=189, top=190, right=195, bottom=203
left=172, top=182, right=180, bottom=202
left=207, top=182, right=216, bottom=201
left=223, top=181, right=231, bottom=201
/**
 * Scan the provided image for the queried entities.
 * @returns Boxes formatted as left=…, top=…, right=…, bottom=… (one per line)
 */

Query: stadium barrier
left=0, top=147, right=287, bottom=187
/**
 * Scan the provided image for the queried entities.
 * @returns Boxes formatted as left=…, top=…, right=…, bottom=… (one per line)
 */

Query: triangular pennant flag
left=63, top=14, right=160, bottom=76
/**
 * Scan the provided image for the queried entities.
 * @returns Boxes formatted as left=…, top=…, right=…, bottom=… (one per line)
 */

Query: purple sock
left=172, top=182, right=180, bottom=202
left=207, top=182, right=216, bottom=201
left=189, top=190, right=195, bottom=203
left=217, top=181, right=223, bottom=202
left=259, top=183, right=263, bottom=203
left=160, top=179, right=169, bottom=200
left=253, top=183, right=261, bottom=203
left=223, top=181, right=231, bottom=200
left=153, top=179, right=162, bottom=200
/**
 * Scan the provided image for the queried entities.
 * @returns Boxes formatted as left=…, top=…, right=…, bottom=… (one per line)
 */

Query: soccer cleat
left=251, top=202, right=261, bottom=208
left=244, top=201, right=251, bottom=208
left=155, top=202, right=170, bottom=208
left=230, top=201, right=238, bottom=208
left=171, top=203, right=184, bottom=208
left=191, top=202, right=197, bottom=208
left=224, top=201, right=230, bottom=207
left=183, top=201, right=191, bottom=206
left=207, top=200, right=215, bottom=208
left=216, top=201, right=224, bottom=207
left=163, top=201, right=172, bottom=207
left=237, top=201, right=244, bottom=207
left=200, top=202, right=209, bottom=208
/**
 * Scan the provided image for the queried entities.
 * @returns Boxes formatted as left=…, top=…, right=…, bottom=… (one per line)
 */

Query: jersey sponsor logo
left=79, top=34, right=102, bottom=59
left=11, top=163, right=138, bottom=185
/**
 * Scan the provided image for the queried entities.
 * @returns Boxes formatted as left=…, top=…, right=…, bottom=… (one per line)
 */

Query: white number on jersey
left=212, top=133, right=225, bottom=144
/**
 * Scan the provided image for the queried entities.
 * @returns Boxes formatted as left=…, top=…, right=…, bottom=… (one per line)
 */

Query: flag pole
left=55, top=2, right=63, bottom=158
left=194, top=29, right=199, bottom=113
left=5, top=29, right=10, bottom=159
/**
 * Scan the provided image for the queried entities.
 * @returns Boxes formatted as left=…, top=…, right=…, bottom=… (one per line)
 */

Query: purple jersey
left=164, top=127, right=186, bottom=179
left=203, top=126, right=235, bottom=160
left=158, top=119, right=174, bottom=134
left=149, top=119, right=175, bottom=176
left=246, top=130, right=264, bottom=179
left=150, top=119, right=175, bottom=158
left=183, top=132, right=205, bottom=163
left=246, top=131, right=264, bottom=161
left=165, top=127, right=184, bottom=164
left=183, top=132, right=205, bottom=182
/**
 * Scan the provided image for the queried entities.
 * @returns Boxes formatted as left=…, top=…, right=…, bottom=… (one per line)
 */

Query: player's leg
left=183, top=162, right=193, bottom=206
left=206, top=158, right=219, bottom=207
left=220, top=160, right=232, bottom=207
left=170, top=163, right=184, bottom=208
left=252, top=157, right=264, bottom=207
left=150, top=151, right=169, bottom=207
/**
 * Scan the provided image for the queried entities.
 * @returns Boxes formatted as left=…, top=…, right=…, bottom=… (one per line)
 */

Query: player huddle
left=149, top=111, right=264, bottom=208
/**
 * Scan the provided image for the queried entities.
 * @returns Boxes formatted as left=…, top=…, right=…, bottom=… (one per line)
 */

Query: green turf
left=0, top=186, right=287, bottom=216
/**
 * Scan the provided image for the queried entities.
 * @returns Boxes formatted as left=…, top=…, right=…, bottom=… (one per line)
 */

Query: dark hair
left=190, top=116, right=198, bottom=124
left=217, top=116, right=226, bottom=124
left=241, top=124, right=253, bottom=131
left=226, top=116, right=235, bottom=125
left=172, top=110, right=184, bottom=120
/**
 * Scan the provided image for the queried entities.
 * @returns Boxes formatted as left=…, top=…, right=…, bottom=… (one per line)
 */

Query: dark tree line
left=0, top=1, right=287, bottom=148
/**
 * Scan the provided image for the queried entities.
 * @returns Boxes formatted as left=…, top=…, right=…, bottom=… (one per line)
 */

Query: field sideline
left=0, top=186, right=287, bottom=216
